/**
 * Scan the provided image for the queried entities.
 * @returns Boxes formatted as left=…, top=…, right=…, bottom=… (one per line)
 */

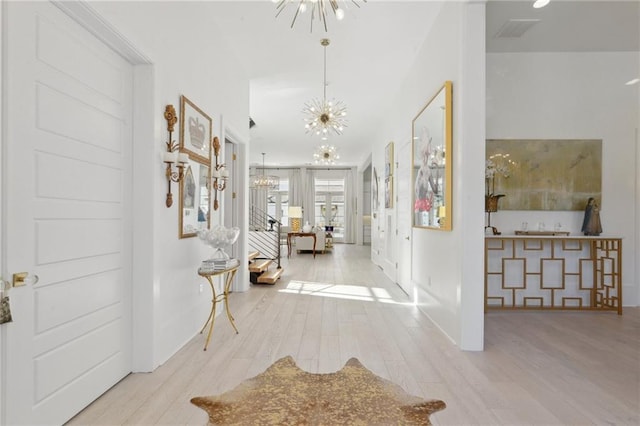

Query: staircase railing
left=249, top=205, right=282, bottom=269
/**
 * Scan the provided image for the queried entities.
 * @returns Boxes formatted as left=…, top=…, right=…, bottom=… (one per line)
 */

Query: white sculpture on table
left=198, top=225, right=240, bottom=260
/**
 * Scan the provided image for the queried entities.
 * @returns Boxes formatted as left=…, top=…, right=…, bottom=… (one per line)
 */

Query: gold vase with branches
left=485, top=157, right=510, bottom=234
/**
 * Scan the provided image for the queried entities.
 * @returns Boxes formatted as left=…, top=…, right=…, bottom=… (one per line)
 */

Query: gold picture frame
left=486, top=139, right=602, bottom=211
left=180, top=95, right=212, bottom=164
left=412, top=81, right=453, bottom=230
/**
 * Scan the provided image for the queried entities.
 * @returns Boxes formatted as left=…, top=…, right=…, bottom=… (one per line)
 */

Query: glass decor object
left=198, top=225, right=240, bottom=260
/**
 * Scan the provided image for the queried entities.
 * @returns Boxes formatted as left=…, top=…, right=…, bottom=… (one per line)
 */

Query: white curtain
left=303, top=169, right=315, bottom=226
left=249, top=166, right=268, bottom=229
left=344, top=168, right=356, bottom=243
left=289, top=168, right=303, bottom=208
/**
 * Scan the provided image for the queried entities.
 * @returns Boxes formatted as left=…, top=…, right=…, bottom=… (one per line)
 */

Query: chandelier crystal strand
left=303, top=38, right=347, bottom=140
left=274, top=0, right=367, bottom=33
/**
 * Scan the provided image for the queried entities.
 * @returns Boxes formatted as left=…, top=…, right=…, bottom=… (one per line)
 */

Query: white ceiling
left=208, top=0, right=639, bottom=168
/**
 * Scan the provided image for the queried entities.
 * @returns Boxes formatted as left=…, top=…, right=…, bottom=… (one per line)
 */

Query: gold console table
left=197, top=264, right=240, bottom=350
left=485, top=236, right=622, bottom=314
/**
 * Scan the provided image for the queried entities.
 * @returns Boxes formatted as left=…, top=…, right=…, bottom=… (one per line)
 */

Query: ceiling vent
left=494, top=19, right=540, bottom=38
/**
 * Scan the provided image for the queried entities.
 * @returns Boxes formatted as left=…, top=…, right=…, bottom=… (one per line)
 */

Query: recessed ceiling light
left=533, top=0, right=550, bottom=9
left=625, top=78, right=639, bottom=86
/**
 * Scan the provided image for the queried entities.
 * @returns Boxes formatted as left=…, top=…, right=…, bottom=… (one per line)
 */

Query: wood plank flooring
left=68, top=244, right=640, bottom=425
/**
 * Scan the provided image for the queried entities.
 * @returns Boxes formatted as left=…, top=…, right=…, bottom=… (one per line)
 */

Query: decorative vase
left=302, top=221, right=312, bottom=233
left=198, top=225, right=240, bottom=260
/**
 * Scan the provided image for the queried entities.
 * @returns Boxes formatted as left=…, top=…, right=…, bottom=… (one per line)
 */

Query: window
left=267, top=178, right=289, bottom=226
left=314, top=178, right=345, bottom=241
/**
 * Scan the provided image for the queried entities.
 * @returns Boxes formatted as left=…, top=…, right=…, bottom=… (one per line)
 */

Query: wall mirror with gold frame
left=179, top=157, right=211, bottom=239
left=412, top=81, right=453, bottom=230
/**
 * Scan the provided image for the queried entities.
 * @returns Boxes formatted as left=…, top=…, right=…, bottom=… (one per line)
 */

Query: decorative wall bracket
left=163, top=104, right=189, bottom=207
left=211, top=136, right=229, bottom=210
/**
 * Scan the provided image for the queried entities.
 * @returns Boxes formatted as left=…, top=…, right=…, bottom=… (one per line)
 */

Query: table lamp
left=289, top=206, right=302, bottom=232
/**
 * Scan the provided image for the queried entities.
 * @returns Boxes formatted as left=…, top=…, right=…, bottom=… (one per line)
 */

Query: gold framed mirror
left=412, top=81, right=453, bottom=230
left=179, top=158, right=211, bottom=238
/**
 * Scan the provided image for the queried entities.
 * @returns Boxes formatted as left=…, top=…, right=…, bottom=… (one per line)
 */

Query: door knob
left=405, top=236, right=410, bottom=240
left=12, top=272, right=39, bottom=287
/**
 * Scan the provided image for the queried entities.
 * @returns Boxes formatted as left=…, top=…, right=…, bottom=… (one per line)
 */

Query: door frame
left=52, top=0, right=156, bottom=374
left=222, top=121, right=249, bottom=292
left=395, top=139, right=414, bottom=298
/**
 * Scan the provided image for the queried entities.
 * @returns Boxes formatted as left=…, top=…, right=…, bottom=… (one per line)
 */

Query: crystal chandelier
left=274, top=0, right=367, bottom=33
left=303, top=38, right=347, bottom=140
left=313, top=144, right=340, bottom=165
left=250, top=153, right=279, bottom=190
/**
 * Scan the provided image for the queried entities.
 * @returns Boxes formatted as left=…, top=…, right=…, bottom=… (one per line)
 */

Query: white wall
left=372, top=1, right=486, bottom=350
left=637, top=4, right=640, bottom=307
left=90, top=1, right=250, bottom=369
left=0, top=0, right=5, bottom=412
left=487, top=51, right=640, bottom=306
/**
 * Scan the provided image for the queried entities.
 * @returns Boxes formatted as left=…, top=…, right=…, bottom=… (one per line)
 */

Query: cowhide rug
left=191, top=356, right=446, bottom=425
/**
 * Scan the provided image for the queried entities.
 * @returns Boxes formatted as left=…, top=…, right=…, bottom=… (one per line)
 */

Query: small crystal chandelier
left=313, top=144, right=340, bottom=165
left=303, top=38, right=347, bottom=140
left=250, top=153, right=279, bottom=190
left=274, top=0, right=367, bottom=33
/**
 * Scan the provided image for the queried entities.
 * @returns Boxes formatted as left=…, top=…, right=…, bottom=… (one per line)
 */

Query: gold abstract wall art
left=486, top=139, right=602, bottom=211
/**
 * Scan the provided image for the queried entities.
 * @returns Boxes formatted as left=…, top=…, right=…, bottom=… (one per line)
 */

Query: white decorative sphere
left=198, top=225, right=240, bottom=254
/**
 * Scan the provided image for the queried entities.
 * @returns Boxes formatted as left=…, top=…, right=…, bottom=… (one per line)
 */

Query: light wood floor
left=68, top=244, right=640, bottom=425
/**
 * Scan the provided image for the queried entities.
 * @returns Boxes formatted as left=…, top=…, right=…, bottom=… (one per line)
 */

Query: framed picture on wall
left=412, top=81, right=453, bottom=230
left=180, top=95, right=212, bottom=164
left=372, top=166, right=380, bottom=212
left=486, top=139, right=602, bottom=211
left=385, top=142, right=394, bottom=208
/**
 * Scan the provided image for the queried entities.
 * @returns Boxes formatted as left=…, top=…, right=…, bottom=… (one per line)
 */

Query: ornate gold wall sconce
left=211, top=136, right=229, bottom=210
left=163, top=104, right=190, bottom=207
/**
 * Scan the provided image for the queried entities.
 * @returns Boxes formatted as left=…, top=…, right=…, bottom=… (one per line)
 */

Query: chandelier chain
left=323, top=40, right=327, bottom=101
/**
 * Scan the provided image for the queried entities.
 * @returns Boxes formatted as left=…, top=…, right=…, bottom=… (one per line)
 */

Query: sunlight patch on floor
left=280, top=280, right=412, bottom=305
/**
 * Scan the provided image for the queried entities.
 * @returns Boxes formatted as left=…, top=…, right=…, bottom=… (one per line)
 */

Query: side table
left=287, top=232, right=317, bottom=258
left=325, top=232, right=333, bottom=249
left=197, top=264, right=240, bottom=351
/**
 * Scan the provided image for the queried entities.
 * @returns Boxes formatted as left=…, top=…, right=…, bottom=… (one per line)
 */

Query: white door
left=2, top=2, right=133, bottom=424
left=396, top=140, right=413, bottom=296
left=224, top=139, right=238, bottom=258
